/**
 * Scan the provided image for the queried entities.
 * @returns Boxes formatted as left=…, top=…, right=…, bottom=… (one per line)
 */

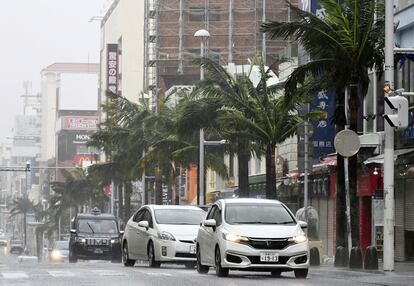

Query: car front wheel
left=215, top=247, right=229, bottom=277
left=196, top=246, right=209, bottom=274
left=148, top=242, right=160, bottom=268
left=122, top=242, right=135, bottom=267
left=294, top=268, right=308, bottom=278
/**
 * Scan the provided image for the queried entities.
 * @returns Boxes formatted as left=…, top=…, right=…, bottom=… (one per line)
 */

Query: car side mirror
left=119, top=230, right=124, bottom=236
left=203, top=219, right=217, bottom=228
left=298, top=221, right=308, bottom=229
left=70, top=229, right=77, bottom=234
left=138, top=220, right=149, bottom=230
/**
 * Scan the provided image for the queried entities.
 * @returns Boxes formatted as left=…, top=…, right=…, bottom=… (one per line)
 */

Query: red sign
left=72, top=154, right=94, bottom=166
left=62, top=116, right=98, bottom=131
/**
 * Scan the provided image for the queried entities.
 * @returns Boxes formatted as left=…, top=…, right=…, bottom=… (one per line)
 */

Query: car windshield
left=54, top=241, right=69, bottom=250
left=225, top=203, right=296, bottom=225
left=154, top=209, right=206, bottom=225
left=77, top=219, right=118, bottom=234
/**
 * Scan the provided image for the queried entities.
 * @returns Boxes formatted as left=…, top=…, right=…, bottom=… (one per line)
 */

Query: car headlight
left=51, top=250, right=61, bottom=260
left=111, top=238, right=120, bottom=244
left=288, top=235, right=308, bottom=244
left=157, top=231, right=176, bottom=241
left=222, top=232, right=249, bottom=243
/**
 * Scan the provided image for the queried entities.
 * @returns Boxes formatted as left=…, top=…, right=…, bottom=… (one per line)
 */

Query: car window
left=154, top=209, right=206, bottom=225
left=133, top=209, right=145, bottom=223
left=143, top=209, right=153, bottom=228
left=225, top=203, right=296, bottom=225
left=212, top=207, right=222, bottom=226
left=54, top=241, right=69, bottom=250
left=206, top=205, right=217, bottom=220
left=77, top=219, right=118, bottom=234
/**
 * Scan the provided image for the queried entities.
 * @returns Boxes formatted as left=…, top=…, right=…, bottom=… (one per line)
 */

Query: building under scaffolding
left=144, top=0, right=298, bottom=100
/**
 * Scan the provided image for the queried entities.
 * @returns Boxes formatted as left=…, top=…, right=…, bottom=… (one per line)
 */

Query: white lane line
left=146, top=272, right=172, bottom=276
left=47, top=270, right=75, bottom=277
left=2, top=271, right=29, bottom=279
left=91, top=270, right=127, bottom=276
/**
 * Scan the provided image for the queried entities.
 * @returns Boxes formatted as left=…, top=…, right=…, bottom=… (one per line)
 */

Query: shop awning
left=363, top=148, right=414, bottom=164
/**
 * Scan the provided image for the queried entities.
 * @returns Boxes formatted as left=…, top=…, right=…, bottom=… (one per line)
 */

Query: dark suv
left=69, top=208, right=122, bottom=263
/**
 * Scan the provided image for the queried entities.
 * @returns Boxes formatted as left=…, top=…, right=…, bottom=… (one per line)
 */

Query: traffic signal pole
left=383, top=0, right=395, bottom=271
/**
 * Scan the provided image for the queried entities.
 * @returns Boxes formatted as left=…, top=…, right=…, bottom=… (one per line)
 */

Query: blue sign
left=310, top=89, right=336, bottom=159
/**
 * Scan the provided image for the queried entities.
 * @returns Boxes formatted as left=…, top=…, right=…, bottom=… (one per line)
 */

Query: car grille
left=247, top=256, right=290, bottom=264
left=243, top=238, right=293, bottom=250
left=175, top=252, right=196, bottom=258
left=179, top=240, right=195, bottom=244
left=85, top=238, right=110, bottom=246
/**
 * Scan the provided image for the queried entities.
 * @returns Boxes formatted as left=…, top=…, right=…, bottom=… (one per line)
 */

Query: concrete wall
left=100, top=0, right=146, bottom=104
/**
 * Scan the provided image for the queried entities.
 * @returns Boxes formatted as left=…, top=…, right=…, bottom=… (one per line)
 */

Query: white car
left=196, top=198, right=309, bottom=278
left=122, top=205, right=206, bottom=268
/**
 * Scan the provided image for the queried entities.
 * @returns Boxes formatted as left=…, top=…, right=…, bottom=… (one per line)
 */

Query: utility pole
left=383, top=0, right=395, bottom=271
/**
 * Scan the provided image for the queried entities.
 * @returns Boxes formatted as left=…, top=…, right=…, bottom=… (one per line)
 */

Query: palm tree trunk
left=238, top=144, right=250, bottom=198
left=155, top=167, right=163, bottom=205
left=335, top=90, right=347, bottom=249
left=124, top=181, right=132, bottom=223
left=265, top=144, right=277, bottom=199
left=118, top=183, right=124, bottom=222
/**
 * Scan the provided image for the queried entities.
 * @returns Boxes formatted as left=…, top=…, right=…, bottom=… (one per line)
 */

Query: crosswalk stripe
left=2, top=271, right=29, bottom=279
left=47, top=270, right=75, bottom=277
left=90, top=270, right=126, bottom=276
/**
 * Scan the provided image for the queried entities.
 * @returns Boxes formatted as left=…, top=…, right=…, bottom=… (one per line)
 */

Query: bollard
left=309, top=247, right=320, bottom=266
left=349, top=247, right=363, bottom=269
left=334, top=246, right=348, bottom=267
left=364, top=246, right=379, bottom=270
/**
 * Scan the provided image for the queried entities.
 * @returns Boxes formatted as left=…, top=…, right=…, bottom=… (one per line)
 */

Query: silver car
left=122, top=205, right=206, bottom=268
left=196, top=198, right=309, bottom=278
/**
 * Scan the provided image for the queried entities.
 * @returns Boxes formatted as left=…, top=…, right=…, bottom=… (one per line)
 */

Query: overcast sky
left=0, top=0, right=108, bottom=139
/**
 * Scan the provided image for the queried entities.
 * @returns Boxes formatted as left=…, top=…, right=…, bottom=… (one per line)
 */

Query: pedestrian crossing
left=0, top=267, right=198, bottom=280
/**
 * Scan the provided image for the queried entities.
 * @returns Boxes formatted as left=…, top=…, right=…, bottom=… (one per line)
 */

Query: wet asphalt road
left=0, top=246, right=413, bottom=286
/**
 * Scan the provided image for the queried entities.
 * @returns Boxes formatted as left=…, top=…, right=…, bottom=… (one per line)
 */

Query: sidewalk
left=311, top=261, right=414, bottom=286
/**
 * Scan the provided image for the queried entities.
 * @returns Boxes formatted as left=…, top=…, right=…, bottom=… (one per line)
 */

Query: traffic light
left=383, top=87, right=408, bottom=129
left=25, top=161, right=31, bottom=172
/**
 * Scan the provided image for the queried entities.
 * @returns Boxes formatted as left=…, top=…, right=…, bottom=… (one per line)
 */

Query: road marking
left=2, top=271, right=29, bottom=279
left=146, top=272, right=172, bottom=276
left=47, top=270, right=75, bottom=277
left=91, top=270, right=126, bottom=276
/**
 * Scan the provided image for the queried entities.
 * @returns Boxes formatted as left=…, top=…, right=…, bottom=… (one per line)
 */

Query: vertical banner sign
left=107, top=44, right=118, bottom=95
left=310, top=89, right=336, bottom=159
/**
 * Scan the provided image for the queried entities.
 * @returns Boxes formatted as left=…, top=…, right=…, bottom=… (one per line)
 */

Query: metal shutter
left=395, top=179, right=405, bottom=261
left=405, top=179, right=414, bottom=231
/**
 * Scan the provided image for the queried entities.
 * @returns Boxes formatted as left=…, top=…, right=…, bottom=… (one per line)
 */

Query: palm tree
left=176, top=72, right=253, bottom=198
left=10, top=195, right=36, bottom=248
left=49, top=168, right=96, bottom=221
left=191, top=57, right=322, bottom=199
left=262, top=0, right=384, bottom=247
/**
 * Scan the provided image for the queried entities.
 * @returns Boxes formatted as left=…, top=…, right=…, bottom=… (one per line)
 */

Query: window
left=206, top=205, right=217, bottom=220
left=143, top=209, right=153, bottom=228
left=154, top=209, right=206, bottom=225
left=212, top=207, right=222, bottom=226
left=225, top=203, right=296, bottom=225
left=77, top=219, right=118, bottom=234
left=189, top=7, right=204, bottom=22
left=133, top=209, right=145, bottom=222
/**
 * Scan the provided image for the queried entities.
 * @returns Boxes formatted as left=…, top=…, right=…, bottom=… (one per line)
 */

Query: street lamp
left=194, top=29, right=210, bottom=205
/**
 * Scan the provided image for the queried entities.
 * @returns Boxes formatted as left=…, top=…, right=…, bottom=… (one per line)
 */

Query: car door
left=136, top=208, right=155, bottom=258
left=201, top=205, right=219, bottom=265
left=127, top=209, right=144, bottom=258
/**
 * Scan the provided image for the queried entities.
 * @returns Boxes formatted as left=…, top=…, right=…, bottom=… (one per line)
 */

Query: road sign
left=334, top=129, right=360, bottom=157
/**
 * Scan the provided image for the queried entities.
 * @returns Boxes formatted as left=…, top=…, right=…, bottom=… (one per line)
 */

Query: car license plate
left=189, top=245, right=196, bottom=254
left=94, top=248, right=103, bottom=254
left=260, top=253, right=278, bottom=262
